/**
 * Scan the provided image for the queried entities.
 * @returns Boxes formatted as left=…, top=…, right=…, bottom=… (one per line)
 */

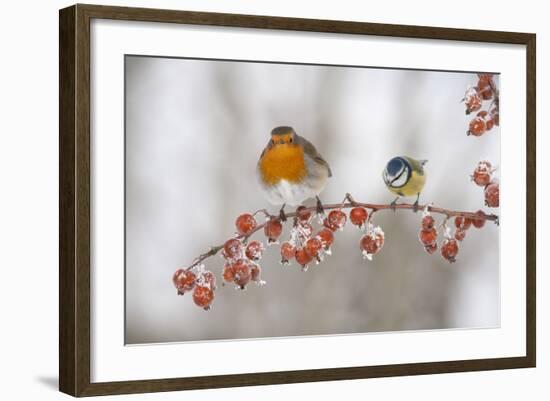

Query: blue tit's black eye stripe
left=390, top=169, right=405, bottom=186
left=388, top=157, right=412, bottom=188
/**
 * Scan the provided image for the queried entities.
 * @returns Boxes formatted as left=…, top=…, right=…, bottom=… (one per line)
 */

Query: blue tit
left=382, top=156, right=428, bottom=211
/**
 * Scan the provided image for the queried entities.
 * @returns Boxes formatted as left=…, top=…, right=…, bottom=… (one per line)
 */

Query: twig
left=186, top=198, right=498, bottom=270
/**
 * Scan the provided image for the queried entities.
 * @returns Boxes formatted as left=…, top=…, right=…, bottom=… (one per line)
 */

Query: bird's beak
left=278, top=139, right=285, bottom=145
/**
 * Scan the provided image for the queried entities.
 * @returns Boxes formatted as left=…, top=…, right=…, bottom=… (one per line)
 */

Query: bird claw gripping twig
left=315, top=196, right=325, bottom=215
left=278, top=205, right=287, bottom=222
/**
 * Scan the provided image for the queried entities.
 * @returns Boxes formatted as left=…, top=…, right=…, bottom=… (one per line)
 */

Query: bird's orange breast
left=259, top=145, right=307, bottom=185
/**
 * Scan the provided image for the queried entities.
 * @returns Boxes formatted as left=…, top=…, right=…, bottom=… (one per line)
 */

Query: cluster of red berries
left=221, top=238, right=265, bottom=290
left=418, top=209, right=488, bottom=263
left=172, top=213, right=270, bottom=310
left=222, top=213, right=276, bottom=290
left=277, top=205, right=384, bottom=269
left=463, top=74, right=499, bottom=137
left=471, top=161, right=499, bottom=208
left=279, top=207, right=344, bottom=268
left=172, top=267, right=217, bottom=310
left=172, top=206, right=382, bottom=310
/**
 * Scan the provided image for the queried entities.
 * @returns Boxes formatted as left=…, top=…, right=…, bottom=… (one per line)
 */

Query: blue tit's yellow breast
left=388, top=169, right=426, bottom=197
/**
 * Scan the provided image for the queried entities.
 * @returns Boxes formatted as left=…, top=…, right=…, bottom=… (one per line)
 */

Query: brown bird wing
left=297, top=135, right=333, bottom=177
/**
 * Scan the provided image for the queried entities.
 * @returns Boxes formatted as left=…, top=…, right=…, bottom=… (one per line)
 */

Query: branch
left=186, top=195, right=498, bottom=270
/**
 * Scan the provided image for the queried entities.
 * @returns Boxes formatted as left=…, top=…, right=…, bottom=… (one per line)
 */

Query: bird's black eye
left=289, top=137, right=293, bottom=143
left=272, top=139, right=275, bottom=145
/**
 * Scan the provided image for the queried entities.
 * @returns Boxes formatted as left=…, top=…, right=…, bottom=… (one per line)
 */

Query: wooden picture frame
left=59, top=3, right=536, bottom=397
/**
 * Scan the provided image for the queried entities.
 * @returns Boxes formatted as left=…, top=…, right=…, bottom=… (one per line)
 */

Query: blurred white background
left=125, top=56, right=500, bottom=344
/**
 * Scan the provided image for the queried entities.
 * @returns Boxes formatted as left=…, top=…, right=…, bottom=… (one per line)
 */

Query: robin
left=382, top=156, right=428, bottom=212
left=257, top=126, right=332, bottom=220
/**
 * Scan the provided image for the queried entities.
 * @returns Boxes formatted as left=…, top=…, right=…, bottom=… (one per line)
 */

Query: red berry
left=235, top=213, right=257, bottom=236
left=465, top=93, right=482, bottom=114
left=296, top=206, right=312, bottom=222
left=424, top=243, right=438, bottom=254
left=264, top=218, right=283, bottom=241
left=468, top=116, right=487, bottom=136
left=280, top=242, right=296, bottom=262
left=173, top=269, right=196, bottom=294
left=202, top=271, right=217, bottom=290
left=477, top=74, right=494, bottom=100
left=478, top=86, right=493, bottom=100
left=485, top=183, right=499, bottom=207
left=223, top=238, right=242, bottom=260
left=295, top=248, right=313, bottom=267
left=473, top=171, right=491, bottom=186
left=421, top=215, right=435, bottom=230
left=349, top=207, right=368, bottom=227
left=463, top=87, right=482, bottom=114
left=455, top=229, right=466, bottom=241
left=192, top=285, right=214, bottom=309
left=472, top=210, right=487, bottom=228
left=245, top=240, right=264, bottom=261
left=419, top=228, right=437, bottom=246
left=317, top=228, right=334, bottom=249
left=472, top=161, right=493, bottom=186
left=360, top=232, right=384, bottom=256
left=232, top=259, right=252, bottom=288
left=305, top=237, right=322, bottom=258
left=222, top=263, right=235, bottom=283
left=454, top=216, right=472, bottom=230
left=250, top=263, right=262, bottom=282
left=441, top=239, right=459, bottom=263
left=476, top=110, right=494, bottom=130
left=325, top=210, right=347, bottom=231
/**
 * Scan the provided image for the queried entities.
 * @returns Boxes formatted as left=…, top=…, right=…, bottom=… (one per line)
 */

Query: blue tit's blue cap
left=386, top=157, right=405, bottom=176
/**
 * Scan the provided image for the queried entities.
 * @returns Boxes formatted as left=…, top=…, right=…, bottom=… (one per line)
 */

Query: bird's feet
left=390, top=197, right=399, bottom=212
left=344, top=192, right=357, bottom=206
left=315, top=196, right=325, bottom=215
left=412, top=194, right=420, bottom=213
left=279, top=204, right=287, bottom=222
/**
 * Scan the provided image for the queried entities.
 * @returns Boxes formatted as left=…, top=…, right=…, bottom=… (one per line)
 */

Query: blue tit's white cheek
left=391, top=173, right=408, bottom=188
left=383, top=171, right=391, bottom=185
